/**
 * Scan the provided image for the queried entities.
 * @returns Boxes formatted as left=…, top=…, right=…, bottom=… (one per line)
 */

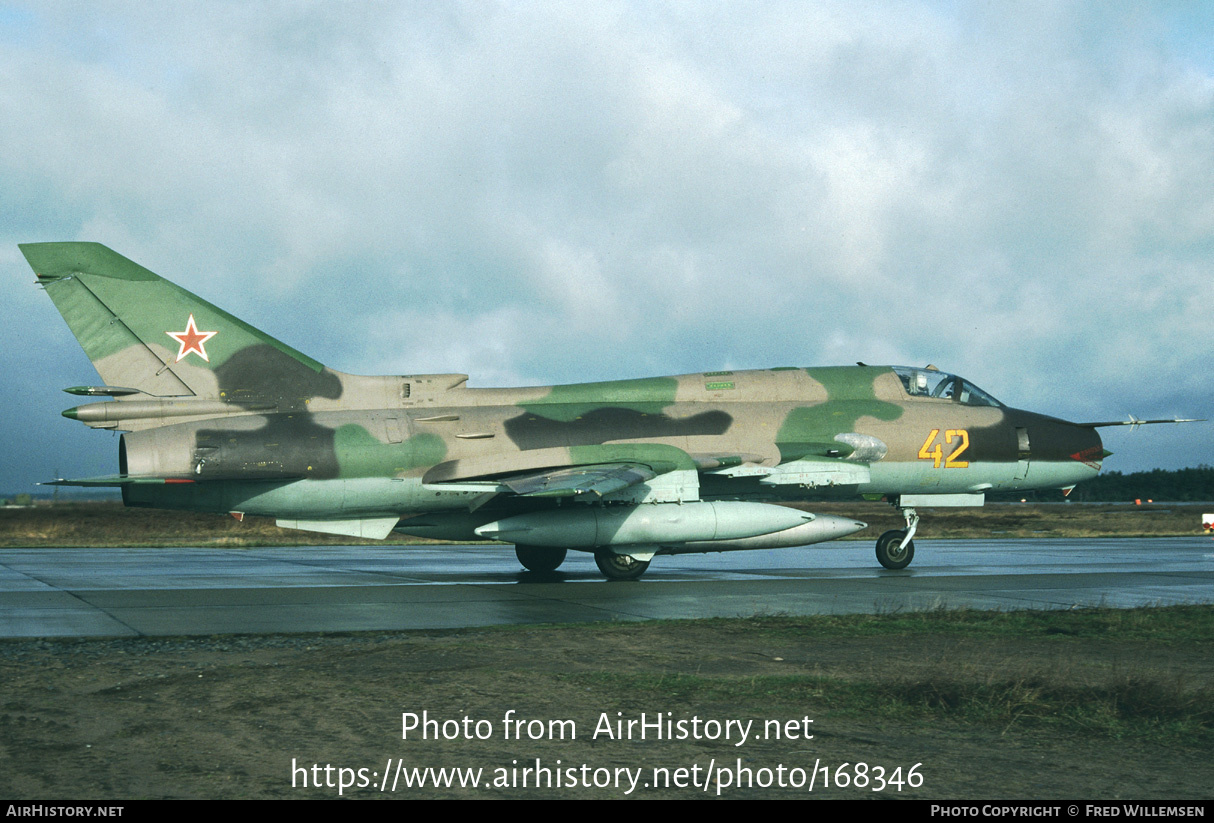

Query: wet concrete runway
left=1, top=537, right=1212, bottom=638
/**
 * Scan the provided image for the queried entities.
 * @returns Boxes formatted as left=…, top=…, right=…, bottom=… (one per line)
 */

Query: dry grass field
left=1, top=608, right=1210, bottom=799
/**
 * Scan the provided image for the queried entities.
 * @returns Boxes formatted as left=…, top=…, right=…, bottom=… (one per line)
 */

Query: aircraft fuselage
left=22, top=242, right=1120, bottom=577
left=111, top=366, right=1103, bottom=528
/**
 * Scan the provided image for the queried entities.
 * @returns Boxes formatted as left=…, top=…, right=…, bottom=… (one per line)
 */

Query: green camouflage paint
left=775, top=367, right=903, bottom=461
left=334, top=426, right=447, bottom=477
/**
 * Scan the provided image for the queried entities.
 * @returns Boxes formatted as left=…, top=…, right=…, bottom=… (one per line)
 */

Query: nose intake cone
left=1068, top=428, right=1105, bottom=472
left=1010, top=408, right=1106, bottom=487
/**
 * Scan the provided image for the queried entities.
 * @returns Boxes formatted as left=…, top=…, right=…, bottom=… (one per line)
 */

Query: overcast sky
left=1, top=1, right=1210, bottom=493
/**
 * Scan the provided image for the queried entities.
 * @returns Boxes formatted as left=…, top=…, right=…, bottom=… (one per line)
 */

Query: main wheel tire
left=876, top=529, right=915, bottom=570
left=515, top=545, right=567, bottom=573
left=594, top=552, right=650, bottom=580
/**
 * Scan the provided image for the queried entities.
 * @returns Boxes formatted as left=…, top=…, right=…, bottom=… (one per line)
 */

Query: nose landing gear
left=875, top=506, right=919, bottom=570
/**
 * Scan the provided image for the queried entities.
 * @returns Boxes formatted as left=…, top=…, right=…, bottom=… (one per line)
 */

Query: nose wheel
left=875, top=505, right=919, bottom=570
left=875, top=529, right=915, bottom=569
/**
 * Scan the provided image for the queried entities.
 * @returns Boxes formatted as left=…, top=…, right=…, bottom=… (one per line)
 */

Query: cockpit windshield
left=891, top=366, right=1003, bottom=408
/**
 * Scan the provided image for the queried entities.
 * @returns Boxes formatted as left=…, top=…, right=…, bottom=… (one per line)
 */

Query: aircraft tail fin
left=20, top=242, right=329, bottom=402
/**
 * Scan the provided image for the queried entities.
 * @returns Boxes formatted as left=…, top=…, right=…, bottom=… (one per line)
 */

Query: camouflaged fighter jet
left=21, top=242, right=1195, bottom=579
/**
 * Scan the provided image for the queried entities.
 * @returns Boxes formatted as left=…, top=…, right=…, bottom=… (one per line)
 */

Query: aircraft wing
left=425, top=461, right=663, bottom=499
left=421, top=444, right=698, bottom=501
left=496, top=463, right=659, bottom=498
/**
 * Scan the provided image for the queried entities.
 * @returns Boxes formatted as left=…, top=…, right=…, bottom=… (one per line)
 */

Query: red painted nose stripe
left=1070, top=446, right=1104, bottom=469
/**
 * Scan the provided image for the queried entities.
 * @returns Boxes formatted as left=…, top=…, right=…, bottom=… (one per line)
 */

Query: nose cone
left=1014, top=409, right=1105, bottom=486
left=1063, top=426, right=1105, bottom=485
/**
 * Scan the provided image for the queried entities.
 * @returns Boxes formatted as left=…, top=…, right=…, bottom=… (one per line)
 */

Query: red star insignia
left=166, top=314, right=218, bottom=363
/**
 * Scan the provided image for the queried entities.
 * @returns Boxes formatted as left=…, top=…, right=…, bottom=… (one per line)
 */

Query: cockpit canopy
left=891, top=366, right=1003, bottom=408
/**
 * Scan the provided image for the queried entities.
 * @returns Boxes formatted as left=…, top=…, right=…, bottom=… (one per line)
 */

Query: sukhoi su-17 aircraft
left=19, top=242, right=1198, bottom=579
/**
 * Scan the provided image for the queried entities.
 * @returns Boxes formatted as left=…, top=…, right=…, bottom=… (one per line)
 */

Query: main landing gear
left=875, top=505, right=919, bottom=570
left=594, top=552, right=650, bottom=581
left=515, top=545, right=650, bottom=580
left=515, top=545, right=567, bottom=573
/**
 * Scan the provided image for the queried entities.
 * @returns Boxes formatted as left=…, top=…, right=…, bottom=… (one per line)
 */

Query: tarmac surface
left=1, top=537, right=1212, bottom=638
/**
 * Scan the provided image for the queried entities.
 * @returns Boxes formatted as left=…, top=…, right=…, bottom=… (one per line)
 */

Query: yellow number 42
left=917, top=429, right=970, bottom=468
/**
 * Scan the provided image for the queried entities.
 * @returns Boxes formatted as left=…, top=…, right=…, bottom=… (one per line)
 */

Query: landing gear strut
left=875, top=505, right=918, bottom=570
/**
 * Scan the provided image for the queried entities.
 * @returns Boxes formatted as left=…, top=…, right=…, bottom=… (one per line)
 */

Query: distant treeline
left=990, top=465, right=1214, bottom=503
